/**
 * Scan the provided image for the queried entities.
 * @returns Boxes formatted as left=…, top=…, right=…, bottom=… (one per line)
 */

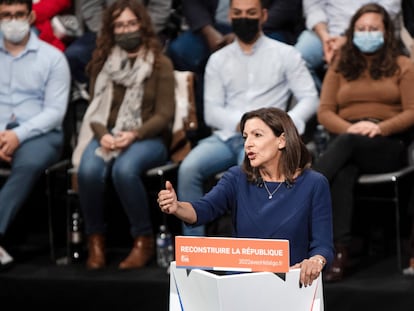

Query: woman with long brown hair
left=72, top=0, right=175, bottom=270
left=158, top=107, right=334, bottom=288
left=313, top=3, right=414, bottom=282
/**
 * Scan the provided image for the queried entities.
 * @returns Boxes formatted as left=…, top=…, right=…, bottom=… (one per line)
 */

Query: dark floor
left=2, top=167, right=414, bottom=310
left=324, top=257, right=414, bottom=311
left=1, top=241, right=170, bottom=311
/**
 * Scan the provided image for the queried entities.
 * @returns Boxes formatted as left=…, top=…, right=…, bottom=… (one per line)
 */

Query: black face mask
left=231, top=18, right=260, bottom=44
left=114, top=31, right=142, bottom=52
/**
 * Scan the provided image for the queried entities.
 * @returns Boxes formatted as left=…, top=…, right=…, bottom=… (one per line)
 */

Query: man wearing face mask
left=168, top=0, right=303, bottom=73
left=0, top=0, right=70, bottom=270
left=177, top=0, right=318, bottom=236
left=167, top=0, right=304, bottom=146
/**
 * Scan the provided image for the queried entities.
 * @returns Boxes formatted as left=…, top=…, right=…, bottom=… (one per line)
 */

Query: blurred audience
left=166, top=0, right=305, bottom=142
left=168, top=0, right=303, bottom=73
left=295, top=0, right=402, bottom=91
left=71, top=0, right=175, bottom=270
left=65, top=0, right=172, bottom=89
left=63, top=0, right=173, bottom=160
left=312, top=3, right=414, bottom=282
left=402, top=0, right=414, bottom=59
left=0, top=0, right=70, bottom=269
left=32, top=0, right=72, bottom=51
left=177, top=0, right=318, bottom=236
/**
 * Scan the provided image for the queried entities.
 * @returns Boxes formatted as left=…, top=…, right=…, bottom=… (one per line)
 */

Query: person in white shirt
left=177, top=0, right=318, bottom=236
left=0, top=0, right=70, bottom=270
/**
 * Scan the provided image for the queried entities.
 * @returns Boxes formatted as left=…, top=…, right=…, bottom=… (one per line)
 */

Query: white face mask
left=0, top=19, right=30, bottom=44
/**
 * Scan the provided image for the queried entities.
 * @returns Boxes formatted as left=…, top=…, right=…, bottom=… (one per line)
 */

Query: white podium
left=169, top=261, right=324, bottom=311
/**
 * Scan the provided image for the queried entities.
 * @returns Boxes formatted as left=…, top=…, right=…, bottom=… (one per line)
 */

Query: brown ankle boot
left=119, top=235, right=154, bottom=269
left=86, top=234, right=106, bottom=269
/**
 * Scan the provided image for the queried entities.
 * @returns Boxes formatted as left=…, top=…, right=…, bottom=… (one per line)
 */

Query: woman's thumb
left=165, top=180, right=173, bottom=191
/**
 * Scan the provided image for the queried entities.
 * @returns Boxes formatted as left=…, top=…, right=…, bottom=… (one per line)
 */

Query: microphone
left=256, top=177, right=264, bottom=188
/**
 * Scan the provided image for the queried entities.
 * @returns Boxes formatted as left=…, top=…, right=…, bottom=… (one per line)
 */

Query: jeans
left=77, top=137, right=167, bottom=238
left=166, top=23, right=232, bottom=74
left=64, top=31, right=97, bottom=84
left=0, top=130, right=63, bottom=234
left=294, top=30, right=325, bottom=91
left=178, top=134, right=245, bottom=236
left=265, top=31, right=289, bottom=44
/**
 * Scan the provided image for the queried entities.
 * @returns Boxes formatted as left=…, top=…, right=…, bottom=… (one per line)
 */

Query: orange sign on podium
left=175, top=236, right=290, bottom=273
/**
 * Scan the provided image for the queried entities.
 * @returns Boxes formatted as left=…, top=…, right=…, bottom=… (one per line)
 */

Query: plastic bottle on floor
left=70, top=205, right=84, bottom=263
left=156, top=225, right=174, bottom=269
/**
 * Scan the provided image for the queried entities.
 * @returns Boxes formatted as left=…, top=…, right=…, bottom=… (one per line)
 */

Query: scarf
left=72, top=46, right=154, bottom=168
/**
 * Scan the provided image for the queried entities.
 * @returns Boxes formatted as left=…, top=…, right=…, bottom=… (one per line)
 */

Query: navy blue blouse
left=189, top=166, right=334, bottom=267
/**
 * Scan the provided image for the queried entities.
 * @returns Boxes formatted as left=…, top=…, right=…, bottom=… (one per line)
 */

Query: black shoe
left=0, top=245, right=14, bottom=271
left=323, top=243, right=348, bottom=282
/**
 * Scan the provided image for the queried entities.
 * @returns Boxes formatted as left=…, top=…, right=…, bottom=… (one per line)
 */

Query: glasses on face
left=113, top=19, right=140, bottom=32
left=0, top=11, right=29, bottom=22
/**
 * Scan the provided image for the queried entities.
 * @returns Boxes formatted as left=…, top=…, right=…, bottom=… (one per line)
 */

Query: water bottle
left=314, top=124, right=330, bottom=158
left=156, top=225, right=174, bottom=268
left=69, top=205, right=84, bottom=262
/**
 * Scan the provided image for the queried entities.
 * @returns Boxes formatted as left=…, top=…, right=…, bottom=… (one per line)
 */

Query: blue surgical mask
left=353, top=31, right=384, bottom=53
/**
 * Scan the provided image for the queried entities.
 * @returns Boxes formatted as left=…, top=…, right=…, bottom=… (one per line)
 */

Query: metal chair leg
left=46, top=169, right=56, bottom=262
left=394, top=181, right=402, bottom=271
left=45, top=159, right=71, bottom=264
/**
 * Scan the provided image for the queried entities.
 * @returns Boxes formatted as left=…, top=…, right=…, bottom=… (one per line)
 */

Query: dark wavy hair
left=240, top=107, right=311, bottom=185
left=336, top=3, right=400, bottom=81
left=0, top=0, right=32, bottom=11
left=86, top=0, right=161, bottom=78
left=230, top=0, right=269, bottom=9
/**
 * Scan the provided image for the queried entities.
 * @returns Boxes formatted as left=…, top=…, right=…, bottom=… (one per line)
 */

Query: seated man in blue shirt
left=0, top=0, right=70, bottom=269
left=178, top=0, right=318, bottom=236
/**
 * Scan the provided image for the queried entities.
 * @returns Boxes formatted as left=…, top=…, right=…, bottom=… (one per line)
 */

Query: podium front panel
left=169, top=261, right=323, bottom=311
